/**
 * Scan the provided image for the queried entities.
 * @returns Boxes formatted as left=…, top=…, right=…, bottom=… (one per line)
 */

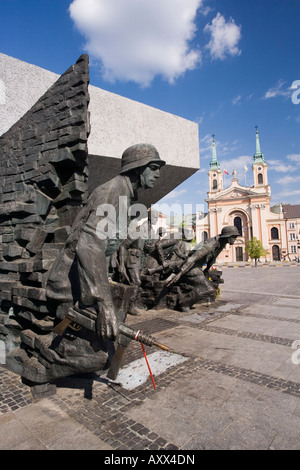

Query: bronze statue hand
left=96, top=302, right=119, bottom=341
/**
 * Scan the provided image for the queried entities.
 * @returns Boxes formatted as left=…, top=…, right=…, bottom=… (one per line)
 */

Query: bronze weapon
left=165, top=245, right=212, bottom=288
left=54, top=303, right=169, bottom=351
left=145, top=259, right=185, bottom=275
left=53, top=302, right=170, bottom=381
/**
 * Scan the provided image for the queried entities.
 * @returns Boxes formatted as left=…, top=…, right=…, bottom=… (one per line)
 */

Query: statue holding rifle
left=139, top=226, right=239, bottom=311
left=47, top=144, right=165, bottom=340
left=116, top=208, right=160, bottom=316
left=19, top=144, right=170, bottom=385
left=165, top=226, right=240, bottom=311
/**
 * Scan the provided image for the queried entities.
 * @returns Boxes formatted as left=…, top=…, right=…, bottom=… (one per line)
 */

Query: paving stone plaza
left=0, top=264, right=300, bottom=450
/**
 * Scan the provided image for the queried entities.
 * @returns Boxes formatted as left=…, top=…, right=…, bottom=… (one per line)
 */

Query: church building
left=195, top=130, right=294, bottom=263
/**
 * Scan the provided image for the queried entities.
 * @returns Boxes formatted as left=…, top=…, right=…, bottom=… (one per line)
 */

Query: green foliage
left=245, top=237, right=268, bottom=265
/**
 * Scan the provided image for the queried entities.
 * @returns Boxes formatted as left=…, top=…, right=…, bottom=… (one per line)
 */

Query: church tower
left=208, top=135, right=223, bottom=193
left=200, top=127, right=284, bottom=263
left=252, top=127, right=268, bottom=187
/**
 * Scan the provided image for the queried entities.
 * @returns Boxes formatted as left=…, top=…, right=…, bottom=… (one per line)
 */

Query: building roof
left=282, top=204, right=300, bottom=219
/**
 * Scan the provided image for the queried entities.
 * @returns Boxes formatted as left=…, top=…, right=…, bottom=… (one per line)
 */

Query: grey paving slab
left=124, top=368, right=300, bottom=450
left=1, top=266, right=300, bottom=450
left=240, top=304, right=300, bottom=321
left=47, top=425, right=112, bottom=450
left=221, top=265, right=300, bottom=297
left=0, top=411, right=45, bottom=450
left=273, top=297, right=300, bottom=308
left=0, top=399, right=112, bottom=450
left=154, top=325, right=300, bottom=381
left=212, top=313, right=300, bottom=340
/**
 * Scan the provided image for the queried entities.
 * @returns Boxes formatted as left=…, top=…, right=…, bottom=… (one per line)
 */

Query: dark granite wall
left=0, top=55, right=90, bottom=370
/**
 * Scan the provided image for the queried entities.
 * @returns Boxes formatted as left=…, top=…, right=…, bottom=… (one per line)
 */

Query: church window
left=212, top=179, right=218, bottom=190
left=271, top=227, right=279, bottom=240
left=234, top=216, right=242, bottom=236
left=258, top=173, right=263, bottom=185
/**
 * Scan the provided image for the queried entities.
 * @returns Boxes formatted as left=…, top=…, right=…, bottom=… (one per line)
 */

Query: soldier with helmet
left=47, top=144, right=165, bottom=341
left=165, top=226, right=239, bottom=311
left=116, top=208, right=160, bottom=316
left=201, top=225, right=240, bottom=275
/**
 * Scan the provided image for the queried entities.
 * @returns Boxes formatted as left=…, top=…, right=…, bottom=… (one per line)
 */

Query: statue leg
left=127, top=268, right=142, bottom=316
left=178, top=270, right=215, bottom=311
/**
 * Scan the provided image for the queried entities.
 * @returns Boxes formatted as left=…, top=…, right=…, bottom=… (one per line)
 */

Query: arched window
left=212, top=179, right=218, bottom=190
left=201, top=231, right=208, bottom=242
left=258, top=173, right=263, bottom=185
left=271, top=227, right=279, bottom=240
left=234, top=216, right=242, bottom=236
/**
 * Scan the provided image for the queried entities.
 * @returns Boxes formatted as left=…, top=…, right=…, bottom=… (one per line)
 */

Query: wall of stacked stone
left=0, top=55, right=90, bottom=362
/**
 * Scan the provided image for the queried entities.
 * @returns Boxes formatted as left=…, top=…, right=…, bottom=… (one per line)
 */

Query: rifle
left=53, top=302, right=170, bottom=380
left=146, top=259, right=185, bottom=276
left=165, top=245, right=211, bottom=289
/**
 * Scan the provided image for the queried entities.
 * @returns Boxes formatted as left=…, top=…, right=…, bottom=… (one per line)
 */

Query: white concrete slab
left=107, top=350, right=188, bottom=390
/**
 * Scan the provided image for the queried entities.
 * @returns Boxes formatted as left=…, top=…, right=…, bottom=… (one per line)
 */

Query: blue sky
left=1, top=0, right=300, bottom=211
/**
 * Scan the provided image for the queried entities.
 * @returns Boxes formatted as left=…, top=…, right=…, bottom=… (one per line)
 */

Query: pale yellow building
left=196, top=130, right=299, bottom=263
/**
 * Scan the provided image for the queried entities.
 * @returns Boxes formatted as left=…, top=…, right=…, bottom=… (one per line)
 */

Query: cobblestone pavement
left=0, top=266, right=300, bottom=450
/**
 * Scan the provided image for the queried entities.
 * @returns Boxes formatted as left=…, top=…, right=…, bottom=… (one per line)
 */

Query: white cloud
left=274, top=189, right=300, bottom=199
left=69, top=0, right=202, bottom=86
left=263, top=80, right=292, bottom=100
left=232, top=94, right=242, bottom=105
left=198, top=4, right=212, bottom=16
left=160, top=189, right=187, bottom=200
left=268, top=159, right=295, bottom=173
left=220, top=155, right=252, bottom=175
left=204, top=12, right=242, bottom=60
left=271, top=155, right=300, bottom=181
left=287, top=154, right=300, bottom=163
left=199, top=133, right=213, bottom=157
left=275, top=175, right=300, bottom=185
left=199, top=134, right=241, bottom=160
left=195, top=113, right=205, bottom=125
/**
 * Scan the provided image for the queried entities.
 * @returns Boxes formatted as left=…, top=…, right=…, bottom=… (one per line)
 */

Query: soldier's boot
left=127, top=286, right=142, bottom=316
left=127, top=306, right=142, bottom=316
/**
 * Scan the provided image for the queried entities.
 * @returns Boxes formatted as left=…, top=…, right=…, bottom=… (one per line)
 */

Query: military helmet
left=120, top=143, right=166, bottom=174
left=220, top=226, right=240, bottom=238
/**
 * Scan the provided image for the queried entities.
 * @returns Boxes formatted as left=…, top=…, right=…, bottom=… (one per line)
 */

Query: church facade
left=195, top=130, right=299, bottom=263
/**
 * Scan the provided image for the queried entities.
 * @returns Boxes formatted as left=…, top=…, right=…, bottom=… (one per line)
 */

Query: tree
left=245, top=237, right=268, bottom=266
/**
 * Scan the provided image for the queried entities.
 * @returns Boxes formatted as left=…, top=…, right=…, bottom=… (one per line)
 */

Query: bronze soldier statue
left=116, top=209, right=159, bottom=316
left=166, top=226, right=239, bottom=310
left=46, top=144, right=165, bottom=340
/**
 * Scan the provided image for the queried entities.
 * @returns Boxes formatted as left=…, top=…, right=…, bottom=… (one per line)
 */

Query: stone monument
left=137, top=226, right=239, bottom=311
left=0, top=53, right=236, bottom=395
left=0, top=55, right=91, bottom=387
